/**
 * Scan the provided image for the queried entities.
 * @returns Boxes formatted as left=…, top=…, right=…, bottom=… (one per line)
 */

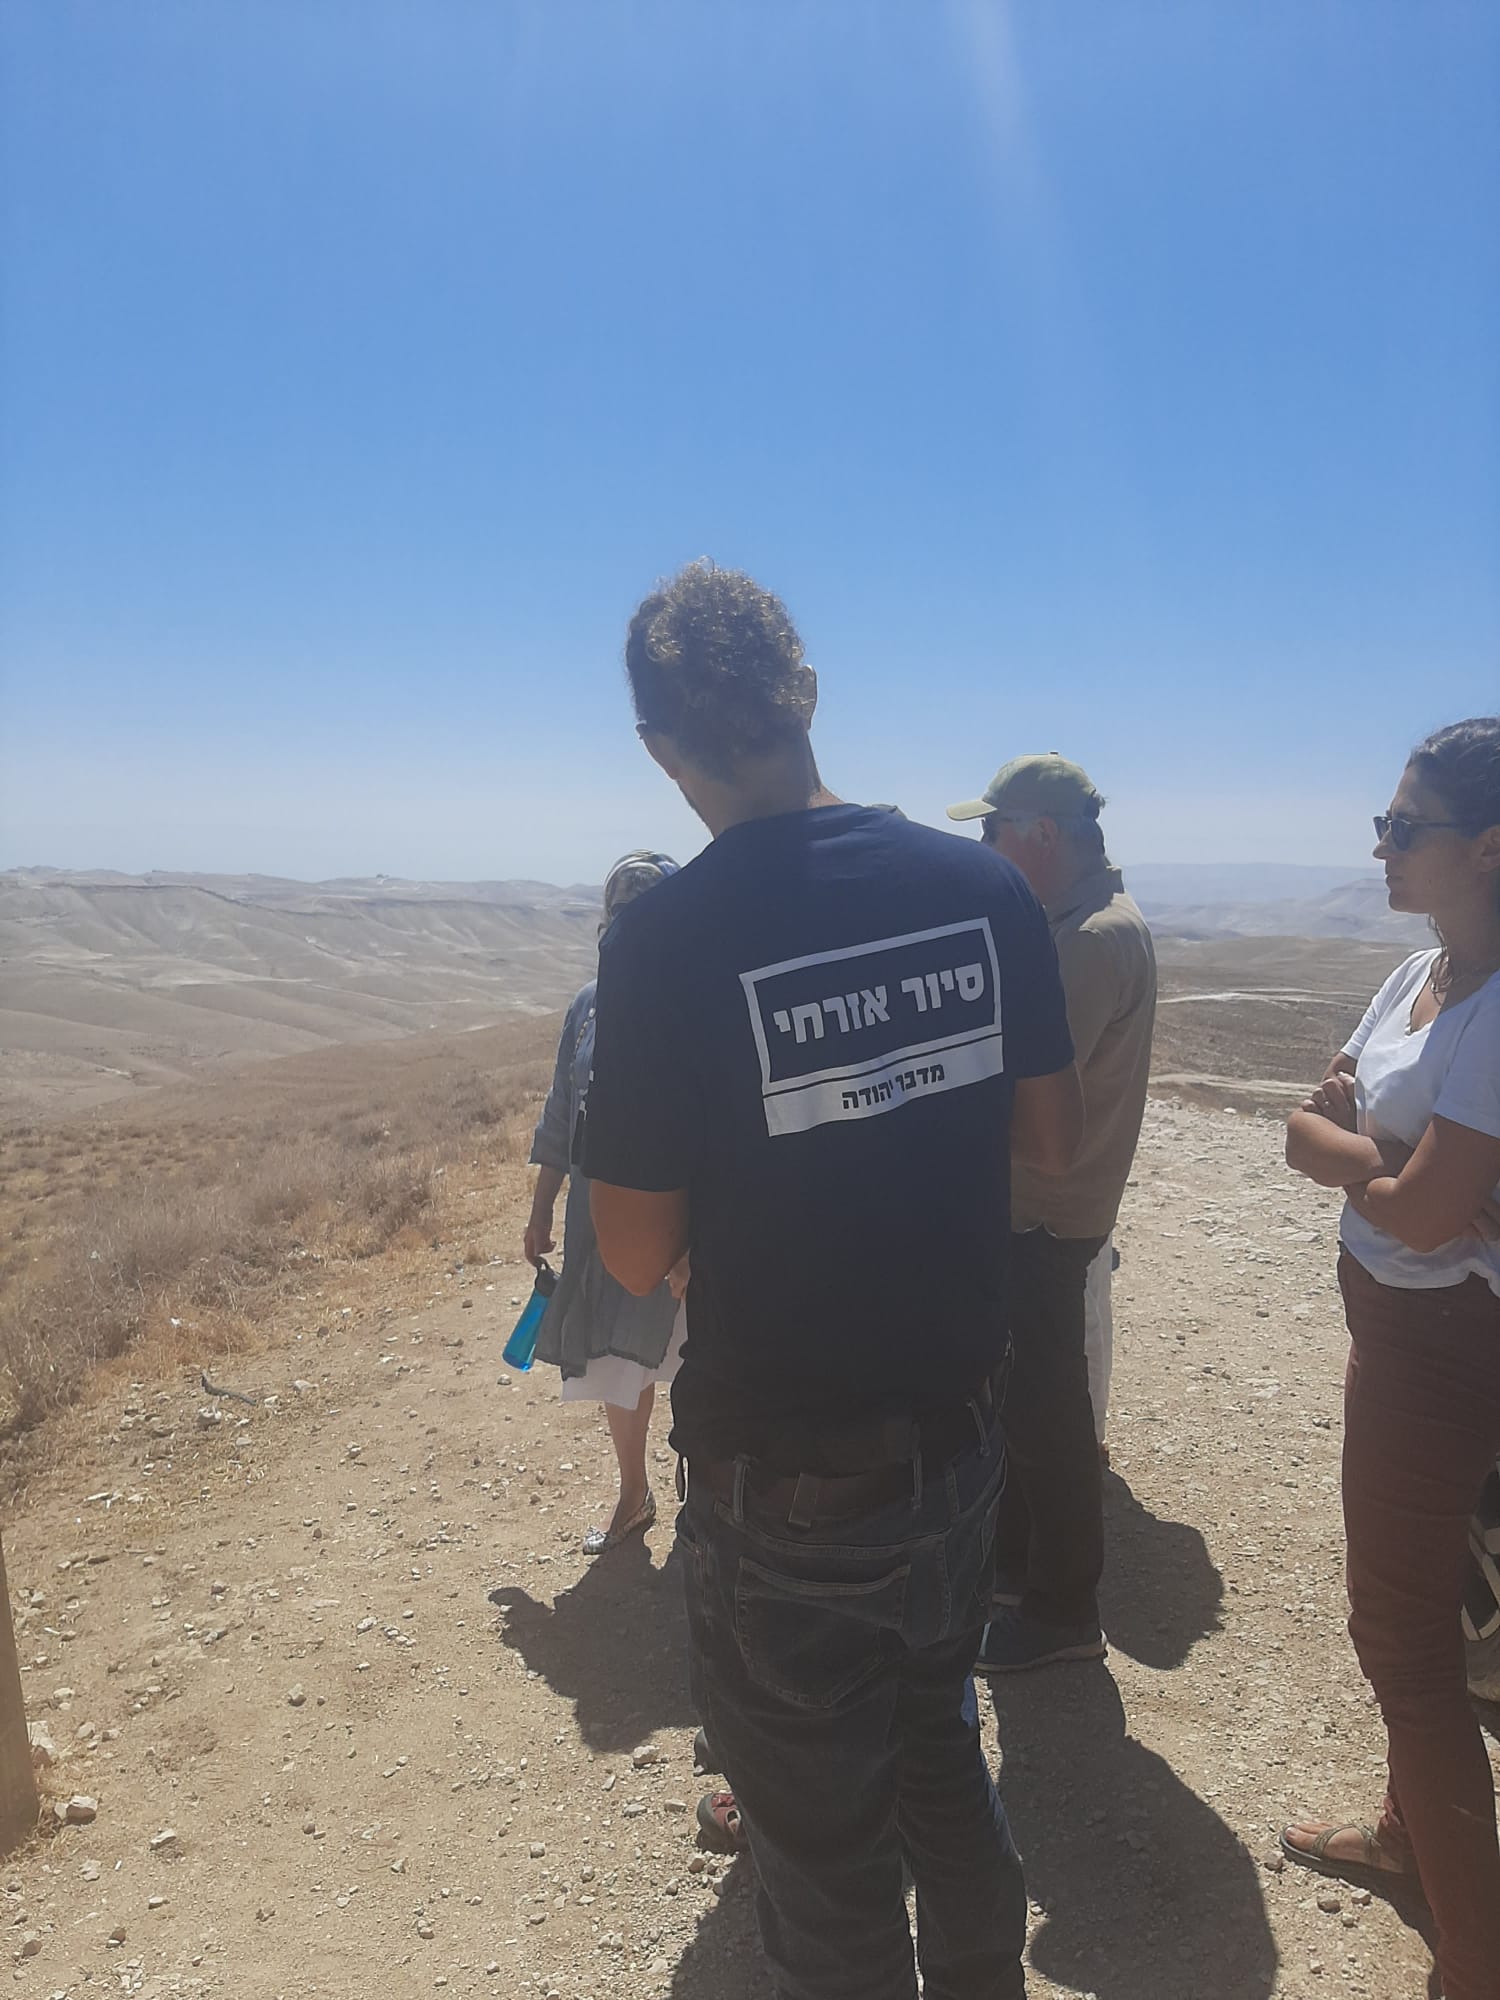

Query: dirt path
left=6, top=1100, right=1493, bottom=1998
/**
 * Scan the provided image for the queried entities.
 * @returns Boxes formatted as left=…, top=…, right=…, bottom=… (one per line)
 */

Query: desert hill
left=0, top=870, right=602, bottom=1118
left=0, top=863, right=1427, bottom=1122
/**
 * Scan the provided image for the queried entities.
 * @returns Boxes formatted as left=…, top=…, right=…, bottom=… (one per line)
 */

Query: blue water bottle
left=502, top=1259, right=557, bottom=1372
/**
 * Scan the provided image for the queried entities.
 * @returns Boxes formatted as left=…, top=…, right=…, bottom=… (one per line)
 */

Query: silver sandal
left=582, top=1488, right=656, bottom=1557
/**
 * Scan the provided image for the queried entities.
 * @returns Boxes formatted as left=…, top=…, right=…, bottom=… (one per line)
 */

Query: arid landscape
left=2, top=863, right=1486, bottom=2000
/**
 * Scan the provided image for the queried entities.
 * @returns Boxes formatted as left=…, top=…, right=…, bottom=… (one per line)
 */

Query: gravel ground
left=5, top=1098, right=1495, bottom=1999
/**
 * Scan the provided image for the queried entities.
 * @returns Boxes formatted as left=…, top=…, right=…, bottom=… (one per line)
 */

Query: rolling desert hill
left=0, top=869, right=602, bottom=1119
left=0, top=862, right=1428, bottom=1122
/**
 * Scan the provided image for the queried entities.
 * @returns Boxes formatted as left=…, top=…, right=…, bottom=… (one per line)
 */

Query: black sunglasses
left=1373, top=812, right=1469, bottom=852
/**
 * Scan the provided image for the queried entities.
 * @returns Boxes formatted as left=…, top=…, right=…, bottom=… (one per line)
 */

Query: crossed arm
left=1286, top=1057, right=1500, bottom=1254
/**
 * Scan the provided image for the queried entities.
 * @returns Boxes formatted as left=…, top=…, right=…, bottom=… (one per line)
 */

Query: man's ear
left=638, top=727, right=682, bottom=782
left=793, top=662, right=818, bottom=728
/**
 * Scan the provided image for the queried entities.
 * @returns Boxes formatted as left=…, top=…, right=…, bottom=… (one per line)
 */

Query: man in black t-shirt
left=583, top=563, right=1082, bottom=2000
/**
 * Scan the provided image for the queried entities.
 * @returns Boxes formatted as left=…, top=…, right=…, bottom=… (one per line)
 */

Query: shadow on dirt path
left=1099, top=1468, right=1224, bottom=1670
left=990, top=1664, right=1279, bottom=1999
left=491, top=1537, right=696, bottom=1752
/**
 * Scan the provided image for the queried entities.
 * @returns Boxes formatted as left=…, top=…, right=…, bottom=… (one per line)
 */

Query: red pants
left=1340, top=1250, right=1500, bottom=2000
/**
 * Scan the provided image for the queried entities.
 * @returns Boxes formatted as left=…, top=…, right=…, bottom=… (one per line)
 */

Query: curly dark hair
left=625, top=561, right=813, bottom=779
left=1410, top=717, right=1500, bottom=834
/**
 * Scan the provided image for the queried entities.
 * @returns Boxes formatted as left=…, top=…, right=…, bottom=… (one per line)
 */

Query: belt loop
left=788, top=1473, right=821, bottom=1530
left=731, top=1455, right=748, bottom=1526
left=910, top=1445, right=924, bottom=1512
left=675, top=1451, right=688, bottom=1504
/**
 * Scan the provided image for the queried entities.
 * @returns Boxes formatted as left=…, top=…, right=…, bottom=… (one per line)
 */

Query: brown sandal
left=1279, top=1820, right=1425, bottom=1901
left=696, top=1789, right=747, bottom=1854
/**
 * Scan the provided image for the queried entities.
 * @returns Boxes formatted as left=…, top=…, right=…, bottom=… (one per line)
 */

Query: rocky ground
left=4, top=1098, right=1495, bottom=1999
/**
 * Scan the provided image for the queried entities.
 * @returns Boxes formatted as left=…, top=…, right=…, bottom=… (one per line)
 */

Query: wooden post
left=0, top=1535, right=38, bottom=1853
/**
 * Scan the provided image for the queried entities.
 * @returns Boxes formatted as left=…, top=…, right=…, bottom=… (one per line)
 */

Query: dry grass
left=0, top=1016, right=558, bottom=1439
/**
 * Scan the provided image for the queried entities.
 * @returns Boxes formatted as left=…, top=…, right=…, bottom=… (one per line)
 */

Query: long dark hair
left=1410, top=717, right=1500, bottom=832
left=1409, top=716, right=1500, bottom=927
left=625, top=561, right=813, bottom=780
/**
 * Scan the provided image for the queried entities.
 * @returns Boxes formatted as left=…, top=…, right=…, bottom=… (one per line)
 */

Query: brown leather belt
left=687, top=1381, right=997, bottom=1526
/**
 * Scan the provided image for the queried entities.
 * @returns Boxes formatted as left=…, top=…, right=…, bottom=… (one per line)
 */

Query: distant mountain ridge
left=1124, top=865, right=1428, bottom=946
left=0, top=862, right=1428, bottom=1121
left=0, top=869, right=604, bottom=1119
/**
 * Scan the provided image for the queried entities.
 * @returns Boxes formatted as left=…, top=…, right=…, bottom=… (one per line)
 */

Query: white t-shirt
left=1339, top=948, right=1500, bottom=1296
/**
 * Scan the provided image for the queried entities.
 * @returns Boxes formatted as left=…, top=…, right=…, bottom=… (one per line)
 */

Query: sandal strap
left=1306, top=1821, right=1381, bottom=1864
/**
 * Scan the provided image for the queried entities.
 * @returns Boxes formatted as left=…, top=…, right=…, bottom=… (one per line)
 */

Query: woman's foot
left=582, top=1487, right=656, bottom=1558
left=696, top=1789, right=747, bottom=1854
left=1280, top=1817, right=1421, bottom=1895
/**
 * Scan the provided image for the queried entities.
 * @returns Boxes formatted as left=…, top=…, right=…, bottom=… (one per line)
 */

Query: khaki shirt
left=1011, top=865, right=1156, bottom=1239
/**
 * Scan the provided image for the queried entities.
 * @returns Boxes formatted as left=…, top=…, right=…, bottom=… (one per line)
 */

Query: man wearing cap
left=949, top=754, right=1156, bottom=1671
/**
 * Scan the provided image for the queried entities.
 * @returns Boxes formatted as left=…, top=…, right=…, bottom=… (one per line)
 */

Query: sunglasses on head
left=1373, top=812, right=1469, bottom=851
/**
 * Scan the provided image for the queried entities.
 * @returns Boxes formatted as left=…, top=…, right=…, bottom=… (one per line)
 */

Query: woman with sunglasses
left=1280, top=718, right=1500, bottom=2000
left=524, top=851, right=685, bottom=1556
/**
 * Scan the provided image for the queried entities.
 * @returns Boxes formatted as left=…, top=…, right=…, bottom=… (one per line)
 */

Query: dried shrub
left=0, top=1015, right=556, bottom=1439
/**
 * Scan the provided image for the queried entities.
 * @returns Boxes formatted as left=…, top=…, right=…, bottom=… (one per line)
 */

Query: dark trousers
left=1339, top=1251, right=1500, bottom=2000
left=679, top=1440, right=1028, bottom=2000
left=994, top=1227, right=1108, bottom=1628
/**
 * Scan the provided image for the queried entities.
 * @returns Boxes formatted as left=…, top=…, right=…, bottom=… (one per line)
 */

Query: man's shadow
left=990, top=1665, right=1279, bottom=1999
left=1099, top=1467, right=1224, bottom=1669
left=490, top=1539, right=696, bottom=1753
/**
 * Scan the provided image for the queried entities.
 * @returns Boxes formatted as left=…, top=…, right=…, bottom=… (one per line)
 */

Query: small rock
left=1351, top=1887, right=1372, bottom=1907
left=27, top=1723, right=56, bottom=1768
left=1316, top=1891, right=1342, bottom=1914
left=687, top=1855, right=706, bottom=1875
left=56, top=1795, right=98, bottom=1826
left=1262, top=1854, right=1284, bottom=1873
left=81, top=1863, right=101, bottom=1883
left=302, top=1819, right=317, bottom=1836
left=149, top=1828, right=179, bottom=1855
left=529, top=1842, right=546, bottom=1859
left=197, top=1408, right=222, bottom=1430
left=107, top=1926, right=127, bottom=1946
left=416, top=1919, right=435, bottom=1940
left=148, top=1895, right=167, bottom=1911
left=287, top=1684, right=306, bottom=1707
left=18, top=1932, right=40, bottom=1958
left=631, top=1742, right=659, bottom=1769
left=663, top=1798, right=689, bottom=1815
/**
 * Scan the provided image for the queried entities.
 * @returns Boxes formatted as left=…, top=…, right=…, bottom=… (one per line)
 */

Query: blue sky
left=2, top=3, right=1495, bottom=884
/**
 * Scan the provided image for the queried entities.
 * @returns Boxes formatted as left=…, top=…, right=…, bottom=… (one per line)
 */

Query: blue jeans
left=679, top=1440, right=1028, bottom=2000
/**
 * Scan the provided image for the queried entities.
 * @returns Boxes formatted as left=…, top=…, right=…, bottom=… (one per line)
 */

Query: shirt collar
left=1045, top=864, right=1124, bottom=925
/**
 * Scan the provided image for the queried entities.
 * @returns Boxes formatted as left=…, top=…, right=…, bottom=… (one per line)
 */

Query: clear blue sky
left=2, top=3, right=1495, bottom=884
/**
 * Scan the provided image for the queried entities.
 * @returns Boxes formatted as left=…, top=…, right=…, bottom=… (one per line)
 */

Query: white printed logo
left=740, top=919, right=1004, bottom=1136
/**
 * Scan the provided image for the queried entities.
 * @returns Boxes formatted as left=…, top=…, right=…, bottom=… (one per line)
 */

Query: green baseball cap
left=947, top=752, right=1103, bottom=824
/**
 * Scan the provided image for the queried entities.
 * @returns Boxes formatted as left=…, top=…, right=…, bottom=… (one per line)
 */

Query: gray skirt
left=533, top=1170, right=679, bottom=1381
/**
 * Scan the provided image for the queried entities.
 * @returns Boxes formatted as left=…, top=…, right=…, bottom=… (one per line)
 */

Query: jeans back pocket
left=733, top=1555, right=911, bottom=1711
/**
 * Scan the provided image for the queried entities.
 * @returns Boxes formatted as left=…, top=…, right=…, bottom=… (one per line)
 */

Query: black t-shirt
left=580, top=804, right=1074, bottom=1460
